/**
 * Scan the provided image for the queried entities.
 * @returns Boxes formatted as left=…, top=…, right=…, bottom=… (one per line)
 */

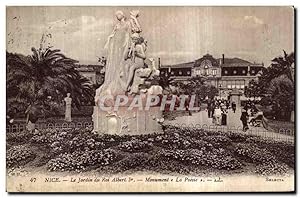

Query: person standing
left=226, top=100, right=230, bottom=110
left=207, top=101, right=213, bottom=118
left=215, top=107, right=222, bottom=125
left=221, top=107, right=227, bottom=125
left=232, top=102, right=237, bottom=113
left=240, top=109, right=249, bottom=131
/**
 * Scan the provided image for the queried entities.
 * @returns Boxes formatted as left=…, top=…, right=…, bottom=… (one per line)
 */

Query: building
left=159, top=53, right=264, bottom=100
left=75, top=64, right=105, bottom=85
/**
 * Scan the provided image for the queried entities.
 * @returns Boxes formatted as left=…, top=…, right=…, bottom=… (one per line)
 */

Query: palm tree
left=158, top=72, right=175, bottom=92
left=256, top=50, right=295, bottom=121
left=271, top=50, right=295, bottom=82
left=7, top=47, right=94, bottom=128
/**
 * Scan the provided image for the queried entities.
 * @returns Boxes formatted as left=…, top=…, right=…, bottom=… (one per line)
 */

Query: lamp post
left=219, top=84, right=222, bottom=99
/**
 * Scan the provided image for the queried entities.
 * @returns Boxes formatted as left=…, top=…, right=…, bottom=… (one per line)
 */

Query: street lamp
left=219, top=84, right=222, bottom=99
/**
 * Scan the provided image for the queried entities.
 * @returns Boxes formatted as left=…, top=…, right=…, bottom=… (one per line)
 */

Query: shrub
left=245, top=138, right=295, bottom=168
left=7, top=145, right=35, bottom=167
left=235, top=143, right=276, bottom=164
left=153, top=133, right=191, bottom=149
left=160, top=148, right=242, bottom=170
left=118, top=139, right=153, bottom=152
left=226, top=132, right=247, bottom=142
left=189, top=139, right=211, bottom=150
left=202, top=135, right=232, bottom=146
left=47, top=149, right=117, bottom=172
left=255, top=162, right=289, bottom=176
left=7, top=130, right=34, bottom=143
left=112, top=153, right=150, bottom=172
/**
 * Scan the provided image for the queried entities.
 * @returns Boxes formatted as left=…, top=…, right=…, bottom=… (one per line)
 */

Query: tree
left=244, top=79, right=260, bottom=99
left=255, top=50, right=295, bottom=121
left=265, top=74, right=294, bottom=120
left=158, top=72, right=175, bottom=93
left=7, top=47, right=94, bottom=127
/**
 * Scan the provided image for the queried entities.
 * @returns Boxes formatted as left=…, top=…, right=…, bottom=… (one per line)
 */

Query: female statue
left=95, top=10, right=131, bottom=104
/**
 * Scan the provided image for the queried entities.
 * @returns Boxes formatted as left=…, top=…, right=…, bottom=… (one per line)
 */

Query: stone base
left=92, top=106, right=163, bottom=135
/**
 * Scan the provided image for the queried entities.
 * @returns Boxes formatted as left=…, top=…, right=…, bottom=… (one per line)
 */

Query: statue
left=64, top=93, right=72, bottom=122
left=125, top=33, right=147, bottom=92
left=129, top=10, right=142, bottom=33
left=93, top=10, right=163, bottom=135
left=95, top=10, right=131, bottom=103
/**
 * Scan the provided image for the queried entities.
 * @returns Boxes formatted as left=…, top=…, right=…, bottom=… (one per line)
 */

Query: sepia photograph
left=5, top=6, right=295, bottom=192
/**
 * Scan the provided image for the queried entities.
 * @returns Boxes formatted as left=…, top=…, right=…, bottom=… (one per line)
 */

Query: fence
left=6, top=121, right=294, bottom=144
left=6, top=121, right=93, bottom=133
left=170, top=123, right=294, bottom=144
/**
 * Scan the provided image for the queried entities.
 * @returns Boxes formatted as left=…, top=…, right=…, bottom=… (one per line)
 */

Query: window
left=204, top=68, right=209, bottom=76
left=179, top=71, right=182, bottom=75
left=224, top=70, right=228, bottom=74
left=161, top=71, right=164, bottom=75
left=233, top=70, right=237, bottom=74
left=171, top=71, right=174, bottom=75
left=212, top=69, right=217, bottom=76
left=242, top=70, right=246, bottom=74
left=194, top=70, right=201, bottom=75
left=187, top=71, right=191, bottom=75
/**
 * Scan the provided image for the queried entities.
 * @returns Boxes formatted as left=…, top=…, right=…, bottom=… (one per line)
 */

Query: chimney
left=158, top=57, right=161, bottom=69
left=222, top=54, right=225, bottom=64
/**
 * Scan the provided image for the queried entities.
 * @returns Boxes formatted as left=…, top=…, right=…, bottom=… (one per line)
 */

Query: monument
left=93, top=10, right=163, bottom=135
left=64, top=93, right=72, bottom=122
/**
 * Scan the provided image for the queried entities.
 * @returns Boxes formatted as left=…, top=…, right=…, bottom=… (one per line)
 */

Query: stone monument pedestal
left=92, top=106, right=163, bottom=135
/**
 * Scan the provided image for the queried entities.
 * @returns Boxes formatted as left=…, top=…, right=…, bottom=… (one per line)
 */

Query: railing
left=6, top=121, right=294, bottom=144
left=6, top=121, right=93, bottom=133
left=171, top=123, right=294, bottom=144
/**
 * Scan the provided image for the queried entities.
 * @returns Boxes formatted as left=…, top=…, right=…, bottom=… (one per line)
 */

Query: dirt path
left=165, top=109, right=294, bottom=143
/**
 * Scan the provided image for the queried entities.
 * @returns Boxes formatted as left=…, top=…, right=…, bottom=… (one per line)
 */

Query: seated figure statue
left=125, top=33, right=147, bottom=92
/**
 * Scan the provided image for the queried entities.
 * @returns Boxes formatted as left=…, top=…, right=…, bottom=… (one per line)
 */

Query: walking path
left=165, top=108, right=294, bottom=143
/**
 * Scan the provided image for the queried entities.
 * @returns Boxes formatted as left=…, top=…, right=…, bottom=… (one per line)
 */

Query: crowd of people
left=207, top=98, right=236, bottom=126
left=207, top=98, right=260, bottom=132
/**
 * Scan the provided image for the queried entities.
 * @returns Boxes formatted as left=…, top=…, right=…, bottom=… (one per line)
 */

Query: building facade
left=75, top=64, right=105, bottom=85
left=160, top=53, right=264, bottom=99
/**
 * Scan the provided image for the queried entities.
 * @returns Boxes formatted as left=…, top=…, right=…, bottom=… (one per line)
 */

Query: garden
left=6, top=125, right=294, bottom=177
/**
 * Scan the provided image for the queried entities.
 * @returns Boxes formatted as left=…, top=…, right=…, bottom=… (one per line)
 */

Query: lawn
left=6, top=125, right=294, bottom=176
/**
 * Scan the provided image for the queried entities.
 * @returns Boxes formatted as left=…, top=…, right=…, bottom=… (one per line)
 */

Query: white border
left=1, top=0, right=299, bottom=197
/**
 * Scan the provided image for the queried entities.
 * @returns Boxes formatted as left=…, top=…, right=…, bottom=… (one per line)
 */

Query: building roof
left=160, top=55, right=264, bottom=69
left=161, top=61, right=194, bottom=69
left=219, top=58, right=251, bottom=67
left=75, top=64, right=104, bottom=72
left=195, top=53, right=220, bottom=67
left=219, top=58, right=263, bottom=67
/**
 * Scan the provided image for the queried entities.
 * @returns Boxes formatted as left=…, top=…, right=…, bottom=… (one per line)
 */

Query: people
left=226, top=100, right=230, bottom=110
left=214, top=106, right=222, bottom=125
left=232, top=101, right=236, bottom=113
left=240, top=108, right=249, bottom=131
left=221, top=104, right=227, bottom=125
left=207, top=99, right=214, bottom=118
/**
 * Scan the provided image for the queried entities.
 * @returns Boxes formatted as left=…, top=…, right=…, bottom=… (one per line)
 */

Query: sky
left=6, top=6, right=294, bottom=66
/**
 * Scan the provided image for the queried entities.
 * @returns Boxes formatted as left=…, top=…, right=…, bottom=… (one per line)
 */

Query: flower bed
left=6, top=125, right=294, bottom=176
left=7, top=145, right=36, bottom=167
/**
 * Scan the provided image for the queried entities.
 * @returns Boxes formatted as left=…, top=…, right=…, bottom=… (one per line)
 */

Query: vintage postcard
left=6, top=6, right=295, bottom=192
